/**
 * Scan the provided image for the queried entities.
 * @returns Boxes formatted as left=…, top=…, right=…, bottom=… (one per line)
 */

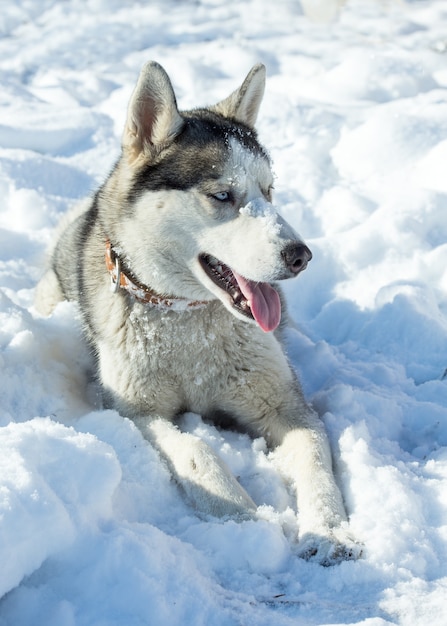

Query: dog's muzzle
left=199, top=240, right=312, bottom=333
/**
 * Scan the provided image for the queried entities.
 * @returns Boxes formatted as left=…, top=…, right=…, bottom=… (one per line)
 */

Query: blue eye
left=213, top=191, right=231, bottom=202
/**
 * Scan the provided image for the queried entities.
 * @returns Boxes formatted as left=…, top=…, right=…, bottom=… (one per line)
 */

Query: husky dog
left=36, top=61, right=360, bottom=564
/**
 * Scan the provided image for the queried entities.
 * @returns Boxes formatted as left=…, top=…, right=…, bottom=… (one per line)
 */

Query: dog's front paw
left=297, top=526, right=362, bottom=566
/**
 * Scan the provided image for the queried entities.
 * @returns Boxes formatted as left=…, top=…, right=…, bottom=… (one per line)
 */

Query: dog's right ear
left=122, top=61, right=184, bottom=162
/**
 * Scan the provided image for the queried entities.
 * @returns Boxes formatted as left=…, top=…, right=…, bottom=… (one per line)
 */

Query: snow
left=239, top=198, right=283, bottom=236
left=1, top=0, right=447, bottom=624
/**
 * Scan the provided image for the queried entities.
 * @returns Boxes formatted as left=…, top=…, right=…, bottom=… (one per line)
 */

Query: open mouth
left=198, top=253, right=281, bottom=332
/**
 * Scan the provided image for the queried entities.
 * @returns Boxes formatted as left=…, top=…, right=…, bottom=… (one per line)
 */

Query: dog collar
left=105, top=240, right=207, bottom=309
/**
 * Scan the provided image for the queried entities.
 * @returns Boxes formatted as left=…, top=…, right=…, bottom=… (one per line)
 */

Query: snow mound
left=0, top=418, right=120, bottom=598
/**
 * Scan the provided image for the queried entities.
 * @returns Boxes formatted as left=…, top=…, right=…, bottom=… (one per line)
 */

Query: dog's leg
left=135, top=417, right=256, bottom=518
left=268, top=405, right=361, bottom=565
left=223, top=340, right=361, bottom=564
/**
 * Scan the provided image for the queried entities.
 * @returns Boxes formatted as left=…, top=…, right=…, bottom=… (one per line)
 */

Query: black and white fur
left=35, top=61, right=360, bottom=564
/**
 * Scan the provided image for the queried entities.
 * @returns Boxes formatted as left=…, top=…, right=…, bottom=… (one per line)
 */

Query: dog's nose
left=281, top=243, right=312, bottom=275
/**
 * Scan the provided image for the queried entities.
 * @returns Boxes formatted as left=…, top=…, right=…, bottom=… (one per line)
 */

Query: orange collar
left=105, top=240, right=207, bottom=309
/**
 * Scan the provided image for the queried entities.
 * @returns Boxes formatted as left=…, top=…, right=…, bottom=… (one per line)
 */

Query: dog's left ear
left=211, top=64, right=266, bottom=128
left=123, top=61, right=184, bottom=162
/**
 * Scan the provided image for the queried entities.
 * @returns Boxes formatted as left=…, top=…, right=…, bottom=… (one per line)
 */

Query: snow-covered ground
left=1, top=0, right=447, bottom=624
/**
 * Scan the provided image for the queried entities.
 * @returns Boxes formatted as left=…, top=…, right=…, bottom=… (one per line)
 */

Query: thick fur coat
left=35, top=61, right=360, bottom=564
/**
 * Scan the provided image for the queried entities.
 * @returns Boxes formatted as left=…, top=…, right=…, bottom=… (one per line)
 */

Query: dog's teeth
left=202, top=255, right=243, bottom=301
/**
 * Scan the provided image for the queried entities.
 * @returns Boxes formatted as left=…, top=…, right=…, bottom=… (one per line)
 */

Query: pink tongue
left=233, top=272, right=281, bottom=332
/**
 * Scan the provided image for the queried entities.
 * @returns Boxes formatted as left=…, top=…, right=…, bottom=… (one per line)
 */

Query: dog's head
left=105, top=61, right=311, bottom=332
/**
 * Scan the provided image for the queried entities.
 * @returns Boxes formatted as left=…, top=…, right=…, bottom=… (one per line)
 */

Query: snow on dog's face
left=107, top=62, right=311, bottom=332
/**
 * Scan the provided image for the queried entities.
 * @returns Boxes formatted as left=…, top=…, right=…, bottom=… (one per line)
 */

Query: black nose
left=281, top=243, right=312, bottom=275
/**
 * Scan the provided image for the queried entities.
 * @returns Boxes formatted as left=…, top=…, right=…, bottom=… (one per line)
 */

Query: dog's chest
left=130, top=306, right=222, bottom=368
left=117, top=303, right=262, bottom=414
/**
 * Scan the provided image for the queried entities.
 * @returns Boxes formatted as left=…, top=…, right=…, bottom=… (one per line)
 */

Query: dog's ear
left=123, top=61, right=184, bottom=162
left=211, top=64, right=266, bottom=128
